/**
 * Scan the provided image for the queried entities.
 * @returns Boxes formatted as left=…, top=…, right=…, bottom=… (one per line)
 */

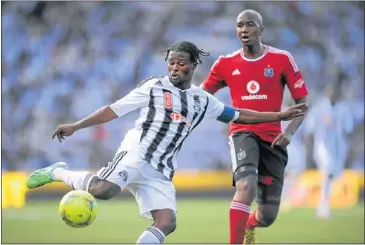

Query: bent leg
left=250, top=203, right=280, bottom=228
left=243, top=176, right=283, bottom=244
left=244, top=140, right=287, bottom=244
left=130, top=163, right=177, bottom=244
left=137, top=209, right=176, bottom=244
left=87, top=177, right=121, bottom=200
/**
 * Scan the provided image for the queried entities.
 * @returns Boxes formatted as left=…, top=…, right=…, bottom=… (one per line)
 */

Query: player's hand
left=52, top=124, right=76, bottom=143
left=279, top=103, right=308, bottom=121
left=271, top=132, right=292, bottom=148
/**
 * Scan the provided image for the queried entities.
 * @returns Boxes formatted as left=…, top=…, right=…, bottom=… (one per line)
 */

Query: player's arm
left=52, top=79, right=155, bottom=142
left=281, top=52, right=309, bottom=136
left=205, top=93, right=308, bottom=124
left=73, top=84, right=152, bottom=130
left=200, top=56, right=227, bottom=95
left=218, top=105, right=308, bottom=124
left=53, top=105, right=121, bottom=142
left=282, top=96, right=308, bottom=136
left=72, top=106, right=118, bottom=131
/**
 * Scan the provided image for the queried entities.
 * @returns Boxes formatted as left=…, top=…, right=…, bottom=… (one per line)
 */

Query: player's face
left=167, top=51, right=196, bottom=85
left=236, top=13, right=263, bottom=46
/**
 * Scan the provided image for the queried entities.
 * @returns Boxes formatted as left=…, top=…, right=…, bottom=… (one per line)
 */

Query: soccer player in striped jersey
left=27, top=41, right=307, bottom=244
left=201, top=10, right=309, bottom=244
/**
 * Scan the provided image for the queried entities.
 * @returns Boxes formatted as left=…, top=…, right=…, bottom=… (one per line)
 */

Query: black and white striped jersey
left=110, top=75, right=239, bottom=180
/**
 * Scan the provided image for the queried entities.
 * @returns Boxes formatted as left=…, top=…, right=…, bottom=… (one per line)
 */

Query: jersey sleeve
left=200, top=56, right=227, bottom=94
left=109, top=79, right=156, bottom=117
left=205, top=93, right=239, bottom=123
left=283, top=52, right=309, bottom=100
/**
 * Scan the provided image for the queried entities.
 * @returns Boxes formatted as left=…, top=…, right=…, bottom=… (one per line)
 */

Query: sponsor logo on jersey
left=232, top=69, right=241, bottom=76
left=294, top=79, right=305, bottom=89
left=241, top=94, right=268, bottom=100
left=242, top=80, right=268, bottom=100
left=247, top=80, right=260, bottom=94
left=170, top=112, right=192, bottom=126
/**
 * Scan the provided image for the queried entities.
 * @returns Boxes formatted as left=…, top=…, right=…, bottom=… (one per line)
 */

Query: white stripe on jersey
left=268, top=47, right=299, bottom=73
left=110, top=75, right=224, bottom=180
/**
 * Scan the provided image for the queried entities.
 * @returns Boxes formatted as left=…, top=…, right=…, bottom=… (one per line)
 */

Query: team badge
left=118, top=170, right=128, bottom=182
left=264, top=66, right=274, bottom=78
left=237, top=150, right=246, bottom=161
left=194, top=100, right=201, bottom=112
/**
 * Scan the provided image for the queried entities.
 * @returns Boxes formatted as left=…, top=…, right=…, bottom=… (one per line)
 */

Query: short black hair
left=164, top=41, right=210, bottom=64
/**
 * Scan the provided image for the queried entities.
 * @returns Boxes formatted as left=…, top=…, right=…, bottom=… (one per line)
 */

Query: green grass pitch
left=2, top=198, right=364, bottom=243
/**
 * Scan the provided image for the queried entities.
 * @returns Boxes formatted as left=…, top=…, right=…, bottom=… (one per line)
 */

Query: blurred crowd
left=2, top=2, right=364, bottom=172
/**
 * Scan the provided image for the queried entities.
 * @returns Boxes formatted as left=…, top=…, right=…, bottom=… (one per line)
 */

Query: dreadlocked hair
left=164, top=41, right=210, bottom=64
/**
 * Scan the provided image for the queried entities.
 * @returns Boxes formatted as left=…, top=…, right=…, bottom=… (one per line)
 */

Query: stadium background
left=2, top=1, right=364, bottom=244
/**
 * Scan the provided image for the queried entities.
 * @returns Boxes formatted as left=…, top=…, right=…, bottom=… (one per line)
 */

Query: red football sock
left=247, top=209, right=259, bottom=228
left=229, top=200, right=251, bottom=244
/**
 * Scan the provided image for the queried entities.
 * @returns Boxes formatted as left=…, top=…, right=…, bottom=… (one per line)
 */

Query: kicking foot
left=27, top=162, right=67, bottom=189
left=244, top=226, right=256, bottom=244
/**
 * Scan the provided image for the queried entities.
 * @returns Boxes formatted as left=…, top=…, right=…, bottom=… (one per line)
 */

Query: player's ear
left=260, top=25, right=265, bottom=36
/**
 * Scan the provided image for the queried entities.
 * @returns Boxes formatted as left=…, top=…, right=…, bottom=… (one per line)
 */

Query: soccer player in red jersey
left=201, top=10, right=309, bottom=244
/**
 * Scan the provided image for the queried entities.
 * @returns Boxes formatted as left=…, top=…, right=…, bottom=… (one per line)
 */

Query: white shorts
left=96, top=151, right=177, bottom=220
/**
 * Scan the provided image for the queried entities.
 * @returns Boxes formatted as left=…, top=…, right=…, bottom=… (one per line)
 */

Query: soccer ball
left=59, top=190, right=98, bottom=228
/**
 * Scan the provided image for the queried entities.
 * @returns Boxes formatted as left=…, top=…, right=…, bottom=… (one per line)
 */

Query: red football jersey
left=201, top=45, right=308, bottom=143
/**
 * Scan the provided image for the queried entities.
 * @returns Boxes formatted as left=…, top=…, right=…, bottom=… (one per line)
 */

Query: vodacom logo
left=247, top=80, right=260, bottom=94
left=242, top=80, right=268, bottom=100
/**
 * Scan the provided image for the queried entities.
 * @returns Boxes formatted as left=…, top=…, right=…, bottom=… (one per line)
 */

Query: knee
left=165, top=219, right=177, bottom=234
left=234, top=172, right=257, bottom=203
left=257, top=205, right=279, bottom=227
left=157, top=215, right=176, bottom=235
left=88, top=178, right=120, bottom=200
left=152, top=209, right=177, bottom=235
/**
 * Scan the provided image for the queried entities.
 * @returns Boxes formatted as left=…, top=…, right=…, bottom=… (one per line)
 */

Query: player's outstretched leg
left=137, top=209, right=176, bottom=244
left=27, top=162, right=121, bottom=200
left=27, top=162, right=67, bottom=189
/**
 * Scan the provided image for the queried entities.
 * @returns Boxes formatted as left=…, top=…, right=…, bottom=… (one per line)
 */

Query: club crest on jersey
left=264, top=67, right=274, bottom=78
left=194, top=100, right=201, bottom=112
left=118, top=170, right=128, bottom=182
left=163, top=92, right=173, bottom=109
